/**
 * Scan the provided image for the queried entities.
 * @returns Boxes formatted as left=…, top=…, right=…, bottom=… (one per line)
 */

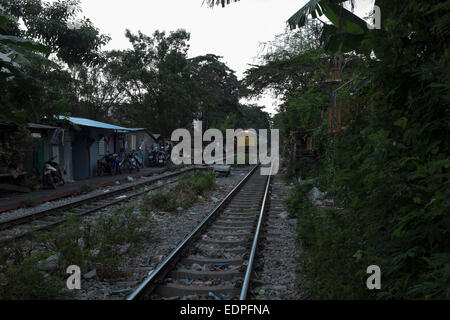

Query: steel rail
left=127, top=164, right=260, bottom=300
left=239, top=164, right=273, bottom=300
left=0, top=167, right=213, bottom=245
left=0, top=167, right=202, bottom=230
left=0, top=178, right=182, bottom=244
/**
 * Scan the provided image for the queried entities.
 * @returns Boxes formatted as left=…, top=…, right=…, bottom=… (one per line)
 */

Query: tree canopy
left=0, top=0, right=109, bottom=124
left=268, top=0, right=449, bottom=299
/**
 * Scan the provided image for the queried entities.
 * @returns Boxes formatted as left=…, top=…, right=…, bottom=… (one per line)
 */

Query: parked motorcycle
left=148, top=149, right=158, bottom=167
left=127, top=150, right=141, bottom=173
left=97, top=154, right=119, bottom=176
left=116, top=152, right=128, bottom=174
left=149, top=148, right=165, bottom=167
left=157, top=150, right=167, bottom=167
left=43, top=156, right=64, bottom=189
left=135, top=148, right=144, bottom=169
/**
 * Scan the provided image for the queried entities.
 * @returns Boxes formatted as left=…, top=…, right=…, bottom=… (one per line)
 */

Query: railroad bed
left=0, top=167, right=206, bottom=244
left=129, top=164, right=273, bottom=300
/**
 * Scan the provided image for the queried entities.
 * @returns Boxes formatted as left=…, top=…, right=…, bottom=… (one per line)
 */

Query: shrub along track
left=0, top=167, right=207, bottom=244
left=128, top=164, right=273, bottom=300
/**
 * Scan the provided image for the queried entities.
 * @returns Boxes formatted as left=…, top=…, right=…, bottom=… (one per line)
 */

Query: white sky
left=75, top=0, right=375, bottom=115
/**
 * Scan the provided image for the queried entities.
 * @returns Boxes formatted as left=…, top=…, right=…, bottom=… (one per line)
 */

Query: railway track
left=0, top=167, right=206, bottom=244
left=128, top=164, right=273, bottom=300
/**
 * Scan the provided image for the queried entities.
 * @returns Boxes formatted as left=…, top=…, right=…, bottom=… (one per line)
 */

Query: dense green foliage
left=0, top=0, right=109, bottom=123
left=325, top=0, right=449, bottom=299
left=1, top=0, right=109, bottom=66
left=246, top=0, right=449, bottom=299
left=107, top=33, right=269, bottom=135
left=0, top=204, right=154, bottom=299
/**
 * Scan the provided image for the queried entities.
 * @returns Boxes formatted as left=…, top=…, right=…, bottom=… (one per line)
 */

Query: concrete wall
left=62, top=130, right=74, bottom=182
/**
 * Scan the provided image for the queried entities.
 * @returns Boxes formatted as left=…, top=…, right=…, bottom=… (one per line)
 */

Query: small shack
left=58, top=116, right=132, bottom=180
left=27, top=123, right=66, bottom=176
left=0, top=122, right=66, bottom=191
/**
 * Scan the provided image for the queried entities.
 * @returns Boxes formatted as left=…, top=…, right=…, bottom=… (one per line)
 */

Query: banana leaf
left=288, top=0, right=324, bottom=30
left=0, top=35, right=51, bottom=54
left=321, top=1, right=368, bottom=35
left=320, top=23, right=366, bottom=54
left=289, top=0, right=368, bottom=34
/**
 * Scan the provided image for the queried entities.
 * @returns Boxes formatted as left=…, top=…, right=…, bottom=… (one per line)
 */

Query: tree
left=283, top=0, right=450, bottom=299
left=204, top=0, right=368, bottom=56
left=0, top=0, right=110, bottom=66
left=188, top=54, right=240, bottom=129
left=222, top=0, right=449, bottom=299
left=203, top=0, right=241, bottom=8
left=242, top=23, right=328, bottom=100
left=0, top=0, right=109, bottom=124
left=287, top=0, right=371, bottom=56
left=242, top=21, right=339, bottom=138
left=66, top=58, right=125, bottom=121
left=238, top=104, right=271, bottom=130
left=0, top=12, right=56, bottom=123
left=107, top=29, right=198, bottom=136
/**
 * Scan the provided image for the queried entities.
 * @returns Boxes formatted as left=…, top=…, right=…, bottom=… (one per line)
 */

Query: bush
left=287, top=183, right=371, bottom=299
left=0, top=252, right=71, bottom=300
left=190, top=171, right=215, bottom=194
left=0, top=203, right=156, bottom=299
left=144, top=171, right=215, bottom=212
left=145, top=192, right=179, bottom=212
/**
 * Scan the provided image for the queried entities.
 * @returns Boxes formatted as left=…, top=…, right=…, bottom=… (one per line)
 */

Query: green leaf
left=322, top=1, right=368, bottom=35
left=0, top=35, right=51, bottom=55
left=321, top=24, right=366, bottom=53
left=288, top=0, right=324, bottom=30
left=0, top=15, right=8, bottom=28
left=0, top=43, right=57, bottom=72
left=400, top=157, right=421, bottom=167
left=394, top=117, right=408, bottom=129
left=288, top=0, right=369, bottom=35
left=413, top=197, right=421, bottom=204
left=426, top=1, right=450, bottom=15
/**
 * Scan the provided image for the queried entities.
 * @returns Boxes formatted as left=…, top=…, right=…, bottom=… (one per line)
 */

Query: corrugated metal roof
left=58, top=116, right=131, bottom=131
left=127, top=128, right=146, bottom=131
left=27, top=123, right=59, bottom=130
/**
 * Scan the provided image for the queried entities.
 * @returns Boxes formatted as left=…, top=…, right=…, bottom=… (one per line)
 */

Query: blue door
left=72, top=135, right=89, bottom=180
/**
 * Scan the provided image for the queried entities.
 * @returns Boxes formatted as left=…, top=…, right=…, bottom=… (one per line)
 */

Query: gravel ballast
left=73, top=168, right=251, bottom=300
left=252, top=172, right=302, bottom=300
left=0, top=168, right=193, bottom=225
